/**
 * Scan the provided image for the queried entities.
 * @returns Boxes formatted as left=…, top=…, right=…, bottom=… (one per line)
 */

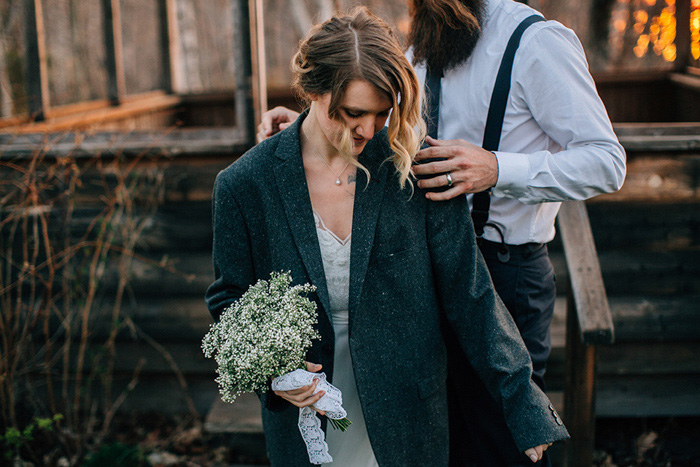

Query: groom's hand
left=257, top=106, right=299, bottom=142
left=273, top=362, right=327, bottom=415
left=524, top=443, right=552, bottom=463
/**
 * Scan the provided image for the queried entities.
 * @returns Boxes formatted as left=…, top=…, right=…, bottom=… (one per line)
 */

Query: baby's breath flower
left=202, top=271, right=321, bottom=403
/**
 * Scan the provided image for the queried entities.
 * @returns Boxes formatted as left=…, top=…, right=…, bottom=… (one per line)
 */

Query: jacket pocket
left=416, top=374, right=444, bottom=400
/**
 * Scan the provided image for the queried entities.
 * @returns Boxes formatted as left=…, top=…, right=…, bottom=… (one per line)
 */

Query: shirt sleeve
left=492, top=23, right=626, bottom=204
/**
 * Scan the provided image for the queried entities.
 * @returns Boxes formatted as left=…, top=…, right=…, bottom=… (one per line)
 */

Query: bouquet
left=202, top=271, right=351, bottom=463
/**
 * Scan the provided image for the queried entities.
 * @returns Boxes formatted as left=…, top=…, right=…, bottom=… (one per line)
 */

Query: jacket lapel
left=348, top=137, right=390, bottom=328
left=273, top=117, right=332, bottom=320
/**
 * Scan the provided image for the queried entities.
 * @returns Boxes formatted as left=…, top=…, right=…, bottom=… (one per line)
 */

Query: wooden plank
left=584, top=200, right=700, bottom=249
left=607, top=296, right=700, bottom=343
left=549, top=250, right=700, bottom=297
left=548, top=376, right=700, bottom=418
left=4, top=94, right=181, bottom=134
left=159, top=0, right=181, bottom=94
left=0, top=135, right=241, bottom=170
left=550, top=339, right=700, bottom=380
left=56, top=297, right=213, bottom=340
left=103, top=0, right=126, bottom=103
left=46, top=293, right=700, bottom=345
left=669, top=72, right=700, bottom=93
left=232, top=0, right=255, bottom=144
left=596, top=342, right=700, bottom=376
left=613, top=121, right=700, bottom=153
left=676, top=0, right=691, bottom=71
left=95, top=250, right=213, bottom=298
left=24, top=0, right=50, bottom=120
left=564, top=289, right=596, bottom=467
left=591, top=155, right=700, bottom=203
left=0, top=91, right=171, bottom=131
left=557, top=201, right=614, bottom=344
left=101, top=374, right=218, bottom=415
left=614, top=122, right=700, bottom=136
left=550, top=298, right=700, bottom=365
left=0, top=127, right=243, bottom=147
left=618, top=134, right=700, bottom=153
left=596, top=76, right=674, bottom=123
left=594, top=375, right=700, bottom=417
left=592, top=71, right=670, bottom=84
left=44, top=339, right=215, bottom=375
left=205, top=394, right=262, bottom=434
left=0, top=115, right=32, bottom=130
left=249, top=0, right=268, bottom=131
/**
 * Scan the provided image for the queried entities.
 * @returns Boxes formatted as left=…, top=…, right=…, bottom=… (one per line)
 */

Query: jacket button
left=549, top=403, right=563, bottom=426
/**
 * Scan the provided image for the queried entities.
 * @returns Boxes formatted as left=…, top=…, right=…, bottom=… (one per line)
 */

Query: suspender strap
left=425, top=64, right=443, bottom=140
left=472, top=14, right=545, bottom=238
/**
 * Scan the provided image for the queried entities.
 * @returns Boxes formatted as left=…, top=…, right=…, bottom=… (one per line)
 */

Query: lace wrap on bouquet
left=271, top=369, right=347, bottom=464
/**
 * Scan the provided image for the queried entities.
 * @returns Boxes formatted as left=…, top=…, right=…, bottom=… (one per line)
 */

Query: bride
left=205, top=7, right=568, bottom=466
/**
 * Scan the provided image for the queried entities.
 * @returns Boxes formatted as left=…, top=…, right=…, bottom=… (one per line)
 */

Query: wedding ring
left=446, top=172, right=454, bottom=187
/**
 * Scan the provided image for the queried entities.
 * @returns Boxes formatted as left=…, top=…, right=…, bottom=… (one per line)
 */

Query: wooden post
left=557, top=201, right=614, bottom=465
left=676, top=0, right=691, bottom=71
left=564, top=282, right=597, bottom=467
left=160, top=0, right=181, bottom=94
left=232, top=0, right=255, bottom=145
left=24, top=0, right=49, bottom=121
left=103, top=0, right=126, bottom=104
left=249, top=0, right=268, bottom=130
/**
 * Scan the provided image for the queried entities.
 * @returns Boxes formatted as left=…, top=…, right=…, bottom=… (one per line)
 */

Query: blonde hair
left=292, top=7, right=426, bottom=189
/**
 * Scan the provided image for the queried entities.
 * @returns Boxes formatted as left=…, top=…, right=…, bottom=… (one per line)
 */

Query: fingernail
left=529, top=454, right=538, bottom=463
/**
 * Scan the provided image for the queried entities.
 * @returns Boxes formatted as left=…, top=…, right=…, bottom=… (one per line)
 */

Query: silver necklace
left=314, top=152, right=351, bottom=186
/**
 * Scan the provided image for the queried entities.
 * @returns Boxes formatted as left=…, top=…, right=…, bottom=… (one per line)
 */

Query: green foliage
left=0, top=414, right=63, bottom=460
left=82, top=442, right=147, bottom=467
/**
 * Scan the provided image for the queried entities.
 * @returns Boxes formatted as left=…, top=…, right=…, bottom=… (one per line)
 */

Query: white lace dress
left=314, top=210, right=379, bottom=467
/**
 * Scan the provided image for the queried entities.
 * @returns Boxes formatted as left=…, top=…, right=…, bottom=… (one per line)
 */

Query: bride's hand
left=524, top=443, right=552, bottom=463
left=273, top=362, right=327, bottom=415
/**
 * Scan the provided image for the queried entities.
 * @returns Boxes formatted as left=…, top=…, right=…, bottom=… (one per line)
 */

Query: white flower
left=202, top=271, right=321, bottom=403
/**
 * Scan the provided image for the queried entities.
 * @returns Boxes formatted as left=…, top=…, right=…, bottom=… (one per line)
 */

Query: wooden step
left=549, top=250, right=700, bottom=296
left=204, top=394, right=268, bottom=464
left=46, top=294, right=696, bottom=378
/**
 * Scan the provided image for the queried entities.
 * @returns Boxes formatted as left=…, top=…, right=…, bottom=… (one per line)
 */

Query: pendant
left=335, top=178, right=341, bottom=185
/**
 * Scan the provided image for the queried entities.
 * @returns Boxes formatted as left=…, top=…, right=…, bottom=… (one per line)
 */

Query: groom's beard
left=408, top=0, right=486, bottom=72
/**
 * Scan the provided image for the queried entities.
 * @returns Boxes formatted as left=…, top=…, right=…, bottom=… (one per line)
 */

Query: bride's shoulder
left=218, top=132, right=283, bottom=183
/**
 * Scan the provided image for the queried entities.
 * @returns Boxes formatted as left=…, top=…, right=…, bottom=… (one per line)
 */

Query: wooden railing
left=557, top=200, right=615, bottom=467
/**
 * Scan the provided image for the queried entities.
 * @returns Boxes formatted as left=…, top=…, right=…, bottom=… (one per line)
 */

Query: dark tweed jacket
left=205, top=115, right=569, bottom=466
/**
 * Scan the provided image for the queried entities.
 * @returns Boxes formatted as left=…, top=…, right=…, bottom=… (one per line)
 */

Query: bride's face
left=312, top=79, right=392, bottom=156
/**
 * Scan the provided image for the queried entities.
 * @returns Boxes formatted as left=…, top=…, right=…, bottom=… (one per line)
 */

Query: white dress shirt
left=411, top=0, right=626, bottom=245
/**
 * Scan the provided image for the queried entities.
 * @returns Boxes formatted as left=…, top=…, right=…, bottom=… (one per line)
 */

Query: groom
left=258, top=1, right=625, bottom=465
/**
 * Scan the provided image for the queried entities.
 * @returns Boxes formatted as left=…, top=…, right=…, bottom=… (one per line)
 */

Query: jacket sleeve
left=425, top=194, right=570, bottom=451
left=204, top=171, right=287, bottom=412
left=205, top=170, right=255, bottom=321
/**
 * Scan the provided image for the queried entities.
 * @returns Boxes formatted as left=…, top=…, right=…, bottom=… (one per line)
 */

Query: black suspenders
left=472, top=14, right=545, bottom=241
left=423, top=14, right=545, bottom=260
